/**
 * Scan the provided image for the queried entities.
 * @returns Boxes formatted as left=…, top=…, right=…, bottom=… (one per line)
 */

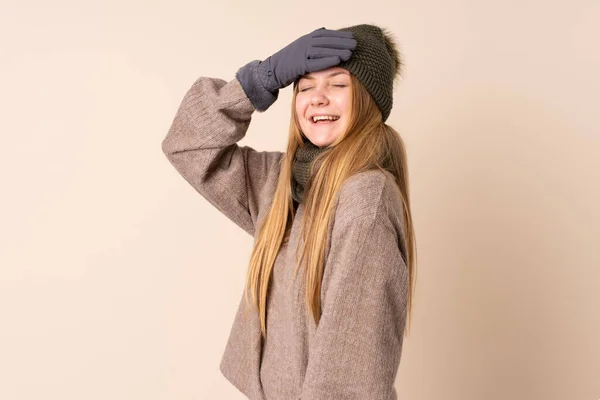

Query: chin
left=303, top=130, right=338, bottom=147
left=306, top=136, right=334, bottom=148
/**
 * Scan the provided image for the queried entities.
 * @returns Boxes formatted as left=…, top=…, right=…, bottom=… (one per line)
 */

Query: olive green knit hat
left=294, top=23, right=403, bottom=122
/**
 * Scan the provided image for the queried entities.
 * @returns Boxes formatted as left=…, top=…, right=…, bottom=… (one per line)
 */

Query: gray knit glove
left=236, top=27, right=356, bottom=112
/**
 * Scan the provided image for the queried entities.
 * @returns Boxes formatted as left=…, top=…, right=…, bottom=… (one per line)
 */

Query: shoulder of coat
left=334, top=169, right=403, bottom=223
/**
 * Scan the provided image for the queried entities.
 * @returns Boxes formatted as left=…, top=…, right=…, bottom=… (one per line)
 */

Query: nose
left=310, top=86, right=330, bottom=106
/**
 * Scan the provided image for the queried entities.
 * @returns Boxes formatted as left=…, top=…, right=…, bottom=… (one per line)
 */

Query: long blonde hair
left=243, top=73, right=417, bottom=340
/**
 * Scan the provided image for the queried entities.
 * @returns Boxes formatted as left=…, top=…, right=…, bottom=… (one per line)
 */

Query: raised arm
left=162, top=28, right=356, bottom=236
left=161, top=76, right=283, bottom=236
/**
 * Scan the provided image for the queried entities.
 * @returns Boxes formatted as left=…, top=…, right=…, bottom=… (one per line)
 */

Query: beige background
left=1, top=0, right=599, bottom=399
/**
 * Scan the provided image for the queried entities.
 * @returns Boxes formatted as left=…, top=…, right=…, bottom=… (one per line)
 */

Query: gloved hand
left=236, top=27, right=357, bottom=112
left=259, top=27, right=356, bottom=91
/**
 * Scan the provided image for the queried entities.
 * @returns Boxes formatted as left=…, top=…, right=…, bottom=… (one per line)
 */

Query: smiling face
left=295, top=67, right=352, bottom=148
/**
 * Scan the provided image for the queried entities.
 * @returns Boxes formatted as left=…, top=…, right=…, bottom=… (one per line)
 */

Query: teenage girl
left=162, top=24, right=417, bottom=400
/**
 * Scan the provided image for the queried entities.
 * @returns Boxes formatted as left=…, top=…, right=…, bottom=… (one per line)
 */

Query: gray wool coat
left=161, top=76, right=410, bottom=400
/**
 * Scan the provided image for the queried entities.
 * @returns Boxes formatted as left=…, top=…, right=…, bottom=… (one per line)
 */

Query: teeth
left=312, top=115, right=340, bottom=122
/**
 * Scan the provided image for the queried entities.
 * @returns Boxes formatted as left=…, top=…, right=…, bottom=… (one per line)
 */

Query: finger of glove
left=310, top=36, right=357, bottom=50
left=311, top=28, right=354, bottom=39
left=306, top=56, right=342, bottom=72
left=307, top=47, right=352, bottom=61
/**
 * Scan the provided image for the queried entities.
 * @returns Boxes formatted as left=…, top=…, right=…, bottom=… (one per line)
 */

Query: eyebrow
left=300, top=71, right=349, bottom=81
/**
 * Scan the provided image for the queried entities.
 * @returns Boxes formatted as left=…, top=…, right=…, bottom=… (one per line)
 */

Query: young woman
left=162, top=24, right=417, bottom=400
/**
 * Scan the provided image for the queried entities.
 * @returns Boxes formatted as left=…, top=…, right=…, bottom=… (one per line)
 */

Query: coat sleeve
left=300, top=199, right=410, bottom=400
left=161, top=76, right=284, bottom=236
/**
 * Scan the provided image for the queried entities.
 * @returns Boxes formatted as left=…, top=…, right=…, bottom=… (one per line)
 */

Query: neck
left=291, top=139, right=328, bottom=204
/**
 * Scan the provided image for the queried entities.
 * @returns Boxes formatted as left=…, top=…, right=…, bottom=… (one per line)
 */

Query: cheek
left=295, top=95, right=307, bottom=109
left=295, top=97, right=308, bottom=120
left=334, top=95, right=351, bottom=115
left=343, top=95, right=352, bottom=114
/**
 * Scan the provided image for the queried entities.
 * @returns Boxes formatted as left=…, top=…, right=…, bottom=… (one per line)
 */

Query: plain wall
left=1, top=0, right=598, bottom=399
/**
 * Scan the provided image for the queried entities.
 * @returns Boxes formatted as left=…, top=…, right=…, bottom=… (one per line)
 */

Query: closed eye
left=299, top=84, right=347, bottom=92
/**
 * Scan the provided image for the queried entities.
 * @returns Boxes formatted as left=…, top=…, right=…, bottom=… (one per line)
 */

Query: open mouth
left=310, top=116, right=340, bottom=124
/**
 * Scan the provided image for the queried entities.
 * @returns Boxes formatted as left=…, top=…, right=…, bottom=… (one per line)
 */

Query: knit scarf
left=291, top=139, right=329, bottom=204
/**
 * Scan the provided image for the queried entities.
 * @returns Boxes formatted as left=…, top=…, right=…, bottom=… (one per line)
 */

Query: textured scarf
left=291, top=139, right=329, bottom=204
